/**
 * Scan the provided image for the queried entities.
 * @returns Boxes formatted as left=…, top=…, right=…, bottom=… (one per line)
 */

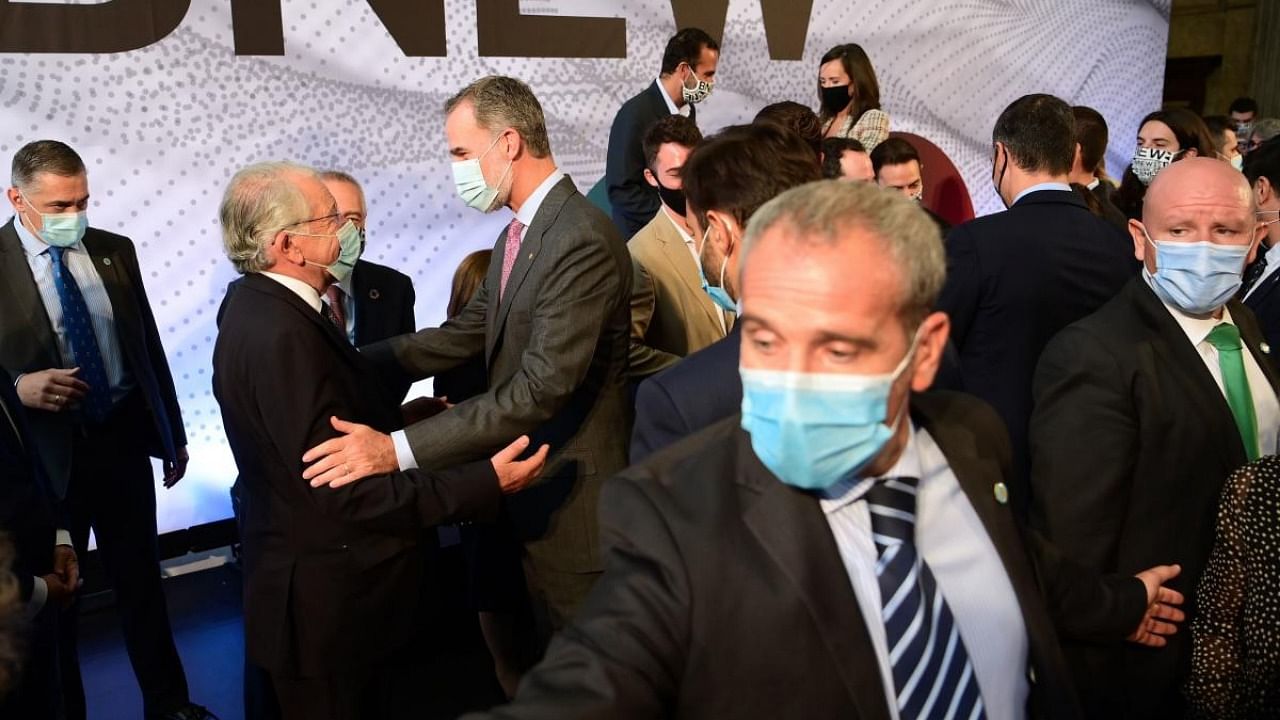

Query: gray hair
left=742, top=180, right=946, bottom=330
left=219, top=162, right=315, bottom=274
left=11, top=139, right=85, bottom=191
left=1254, top=118, right=1280, bottom=144
left=445, top=76, right=552, bottom=158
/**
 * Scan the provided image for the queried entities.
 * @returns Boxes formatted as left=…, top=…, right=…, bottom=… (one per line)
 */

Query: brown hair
left=817, top=44, right=881, bottom=122
left=448, top=250, right=493, bottom=318
left=754, top=101, right=823, bottom=161
left=642, top=115, right=703, bottom=169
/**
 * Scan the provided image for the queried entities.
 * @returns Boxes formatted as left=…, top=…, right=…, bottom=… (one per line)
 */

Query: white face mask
left=681, top=65, right=714, bottom=105
left=450, top=134, right=512, bottom=213
left=1132, top=147, right=1177, bottom=186
left=1229, top=154, right=1244, bottom=172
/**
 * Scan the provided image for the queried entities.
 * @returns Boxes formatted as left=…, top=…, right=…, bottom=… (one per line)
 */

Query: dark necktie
left=47, top=246, right=113, bottom=422
left=324, top=285, right=347, bottom=338
left=866, top=477, right=987, bottom=720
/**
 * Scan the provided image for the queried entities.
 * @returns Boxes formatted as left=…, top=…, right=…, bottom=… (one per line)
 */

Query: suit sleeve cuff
left=392, top=430, right=419, bottom=471
left=55, top=530, right=72, bottom=547
left=26, top=576, right=48, bottom=620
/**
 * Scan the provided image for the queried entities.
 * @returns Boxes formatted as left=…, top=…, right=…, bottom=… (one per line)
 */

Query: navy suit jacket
left=350, top=258, right=415, bottom=347
left=936, top=189, right=1134, bottom=516
left=1243, top=247, right=1280, bottom=359
left=630, top=324, right=740, bottom=464
left=605, top=82, right=695, bottom=240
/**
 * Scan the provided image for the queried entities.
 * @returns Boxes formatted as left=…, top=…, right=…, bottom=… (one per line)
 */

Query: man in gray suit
left=302, top=76, right=632, bottom=634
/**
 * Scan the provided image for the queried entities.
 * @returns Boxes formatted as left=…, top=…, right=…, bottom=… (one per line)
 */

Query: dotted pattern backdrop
left=0, top=0, right=1170, bottom=533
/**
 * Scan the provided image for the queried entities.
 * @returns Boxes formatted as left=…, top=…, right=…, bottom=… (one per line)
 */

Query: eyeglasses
left=281, top=213, right=340, bottom=231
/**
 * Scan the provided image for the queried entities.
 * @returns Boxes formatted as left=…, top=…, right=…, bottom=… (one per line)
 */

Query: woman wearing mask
left=1115, top=108, right=1215, bottom=220
left=817, top=43, right=890, bottom=151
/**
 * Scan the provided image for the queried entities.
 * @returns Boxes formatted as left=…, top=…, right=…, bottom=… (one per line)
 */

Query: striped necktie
left=47, top=246, right=113, bottom=422
left=866, top=477, right=987, bottom=720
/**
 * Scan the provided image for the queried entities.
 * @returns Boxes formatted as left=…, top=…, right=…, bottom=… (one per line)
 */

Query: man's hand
left=53, top=544, right=79, bottom=588
left=162, top=446, right=190, bottom=489
left=490, top=436, right=550, bottom=494
left=1128, top=564, right=1185, bottom=648
left=401, top=396, right=451, bottom=426
left=303, top=417, right=397, bottom=489
left=16, top=368, right=89, bottom=412
left=42, top=572, right=77, bottom=609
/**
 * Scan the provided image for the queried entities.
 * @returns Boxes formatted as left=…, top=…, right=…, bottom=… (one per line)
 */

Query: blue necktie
left=867, top=477, right=987, bottom=720
left=47, top=246, right=113, bottom=422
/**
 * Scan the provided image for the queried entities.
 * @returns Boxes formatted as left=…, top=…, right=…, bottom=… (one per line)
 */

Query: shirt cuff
left=13, top=373, right=22, bottom=388
left=26, top=575, right=48, bottom=620
left=55, top=529, right=72, bottom=547
left=392, top=430, right=419, bottom=471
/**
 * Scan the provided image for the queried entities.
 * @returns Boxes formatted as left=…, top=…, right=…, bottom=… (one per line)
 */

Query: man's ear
left=643, top=167, right=657, bottom=188
left=909, top=311, right=950, bottom=393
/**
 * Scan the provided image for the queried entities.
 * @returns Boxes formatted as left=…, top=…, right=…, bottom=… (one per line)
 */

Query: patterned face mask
left=1132, top=147, right=1178, bottom=186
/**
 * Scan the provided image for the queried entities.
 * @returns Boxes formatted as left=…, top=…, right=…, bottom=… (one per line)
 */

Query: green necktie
left=1206, top=323, right=1260, bottom=461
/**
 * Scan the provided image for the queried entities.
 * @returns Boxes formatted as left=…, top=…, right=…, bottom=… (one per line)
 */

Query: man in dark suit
left=1069, top=106, right=1130, bottom=233
left=302, top=77, right=631, bottom=635
left=1241, top=137, right=1280, bottom=351
left=937, top=94, right=1134, bottom=517
left=0, top=368, right=75, bottom=718
left=630, top=123, right=821, bottom=463
left=0, top=140, right=212, bottom=720
left=1029, top=157, right=1276, bottom=718
left=467, top=180, right=1180, bottom=720
left=605, top=28, right=718, bottom=240
left=212, top=161, right=545, bottom=720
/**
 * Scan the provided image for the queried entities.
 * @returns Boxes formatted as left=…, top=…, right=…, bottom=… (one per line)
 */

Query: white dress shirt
left=820, top=423, right=1030, bottom=720
left=1144, top=274, right=1280, bottom=454
left=1086, top=178, right=1101, bottom=191
left=391, top=170, right=565, bottom=471
left=663, top=209, right=725, bottom=335
left=1011, top=182, right=1072, bottom=206
left=260, top=271, right=323, bottom=312
left=654, top=78, right=691, bottom=118
left=13, top=216, right=131, bottom=402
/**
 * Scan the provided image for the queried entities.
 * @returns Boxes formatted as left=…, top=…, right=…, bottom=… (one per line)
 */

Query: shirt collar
left=654, top=78, right=690, bottom=117
left=663, top=207, right=696, bottom=247
left=819, top=420, right=921, bottom=515
left=513, top=169, right=565, bottom=228
left=337, top=268, right=354, bottom=297
left=1086, top=178, right=1101, bottom=191
left=1142, top=270, right=1235, bottom=345
left=260, top=271, right=323, bottom=313
left=1012, top=182, right=1073, bottom=206
left=12, top=214, right=83, bottom=256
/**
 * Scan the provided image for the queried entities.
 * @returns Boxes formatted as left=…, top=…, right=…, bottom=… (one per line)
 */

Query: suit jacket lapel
left=242, top=274, right=367, bottom=368
left=1231, top=297, right=1280, bottom=393
left=490, top=176, right=574, bottom=347
left=735, top=431, right=893, bottom=720
left=81, top=234, right=141, bottom=347
left=655, top=215, right=724, bottom=331
left=0, top=219, right=60, bottom=368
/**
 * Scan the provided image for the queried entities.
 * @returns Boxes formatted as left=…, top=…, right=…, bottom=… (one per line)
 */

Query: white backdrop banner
left=0, top=0, right=1169, bottom=534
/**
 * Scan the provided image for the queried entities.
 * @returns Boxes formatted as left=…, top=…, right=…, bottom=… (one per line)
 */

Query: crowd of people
left=1, top=24, right=1279, bottom=720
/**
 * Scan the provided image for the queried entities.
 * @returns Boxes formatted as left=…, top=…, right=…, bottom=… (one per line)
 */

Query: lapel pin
left=101, top=257, right=112, bottom=266
left=993, top=482, right=1009, bottom=505
left=1262, top=342, right=1271, bottom=355
left=368, top=289, right=380, bottom=300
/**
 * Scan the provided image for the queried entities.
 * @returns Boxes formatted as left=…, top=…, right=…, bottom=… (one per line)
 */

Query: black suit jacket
left=1029, top=276, right=1280, bottom=718
left=937, top=190, right=1134, bottom=514
left=0, top=218, right=185, bottom=498
left=630, top=324, right=740, bottom=464
left=468, top=392, right=1149, bottom=720
left=1090, top=182, right=1130, bottom=234
left=0, top=368, right=56, bottom=604
left=213, top=273, right=501, bottom=677
left=605, top=82, right=695, bottom=240
left=349, top=258, right=415, bottom=346
left=1242, top=249, right=1280, bottom=357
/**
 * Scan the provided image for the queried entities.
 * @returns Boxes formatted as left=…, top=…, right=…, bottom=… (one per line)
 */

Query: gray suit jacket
left=364, top=175, right=632, bottom=573
left=0, top=218, right=185, bottom=498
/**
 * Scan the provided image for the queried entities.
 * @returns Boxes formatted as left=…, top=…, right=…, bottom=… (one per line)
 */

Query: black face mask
left=821, top=84, right=852, bottom=115
left=653, top=176, right=687, bottom=217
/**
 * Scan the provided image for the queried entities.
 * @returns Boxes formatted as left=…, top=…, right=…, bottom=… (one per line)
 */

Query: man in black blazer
left=937, top=95, right=1134, bottom=517
left=605, top=28, right=718, bottom=240
left=0, top=368, right=75, bottom=718
left=631, top=122, right=821, bottom=463
left=213, top=161, right=544, bottom=720
left=1241, top=137, right=1280, bottom=351
left=0, top=141, right=210, bottom=720
left=1029, top=158, right=1277, bottom=718
left=303, top=77, right=632, bottom=634
left=468, top=181, right=1179, bottom=720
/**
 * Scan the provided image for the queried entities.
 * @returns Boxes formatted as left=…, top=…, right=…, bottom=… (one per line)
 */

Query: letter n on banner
left=0, top=0, right=190, bottom=53
left=478, top=0, right=625, bottom=58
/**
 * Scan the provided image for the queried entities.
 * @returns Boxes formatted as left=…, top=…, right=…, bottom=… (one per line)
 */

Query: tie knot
left=1207, top=322, right=1243, bottom=351
left=865, top=476, right=920, bottom=551
left=46, top=245, right=68, bottom=264
left=508, top=219, right=525, bottom=239
left=325, top=284, right=344, bottom=303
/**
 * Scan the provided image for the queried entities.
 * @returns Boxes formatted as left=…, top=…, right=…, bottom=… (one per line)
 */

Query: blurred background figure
left=1240, top=138, right=1280, bottom=351
left=817, top=43, right=889, bottom=150
left=820, top=137, right=873, bottom=182
left=1202, top=116, right=1244, bottom=170
left=871, top=136, right=951, bottom=232
left=1229, top=96, right=1259, bottom=155
left=754, top=101, right=823, bottom=163
left=1115, top=109, right=1217, bottom=220
left=1069, top=105, right=1129, bottom=231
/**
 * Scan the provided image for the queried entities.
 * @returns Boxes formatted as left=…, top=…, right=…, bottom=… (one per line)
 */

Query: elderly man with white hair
left=211, top=161, right=546, bottom=720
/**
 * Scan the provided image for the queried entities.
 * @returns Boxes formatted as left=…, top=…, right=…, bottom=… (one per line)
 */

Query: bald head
left=1144, top=157, right=1255, bottom=223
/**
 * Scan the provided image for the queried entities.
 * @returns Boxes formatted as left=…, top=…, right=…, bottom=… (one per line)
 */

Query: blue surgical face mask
left=21, top=191, right=87, bottom=248
left=294, top=219, right=363, bottom=283
left=1143, top=227, right=1252, bottom=315
left=451, top=134, right=512, bottom=213
left=698, top=225, right=738, bottom=314
left=740, top=334, right=919, bottom=490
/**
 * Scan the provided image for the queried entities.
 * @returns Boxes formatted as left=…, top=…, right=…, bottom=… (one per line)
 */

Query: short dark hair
left=445, top=75, right=552, bottom=158
left=11, top=139, right=86, bottom=189
left=870, top=137, right=921, bottom=175
left=821, top=137, right=867, bottom=179
left=817, top=44, right=881, bottom=121
left=642, top=115, right=702, bottom=169
left=754, top=101, right=823, bottom=160
left=660, top=28, right=718, bottom=76
left=682, top=123, right=822, bottom=230
left=1201, top=115, right=1236, bottom=155
left=1071, top=106, right=1109, bottom=175
left=1137, top=108, right=1217, bottom=157
left=992, top=94, right=1075, bottom=175
left=1229, top=97, right=1259, bottom=115
left=1244, top=136, right=1280, bottom=190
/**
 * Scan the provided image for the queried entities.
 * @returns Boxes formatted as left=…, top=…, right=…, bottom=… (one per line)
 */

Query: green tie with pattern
left=1206, top=323, right=1260, bottom=461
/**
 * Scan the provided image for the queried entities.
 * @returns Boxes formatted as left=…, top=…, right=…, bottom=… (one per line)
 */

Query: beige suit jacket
left=627, top=210, right=731, bottom=377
